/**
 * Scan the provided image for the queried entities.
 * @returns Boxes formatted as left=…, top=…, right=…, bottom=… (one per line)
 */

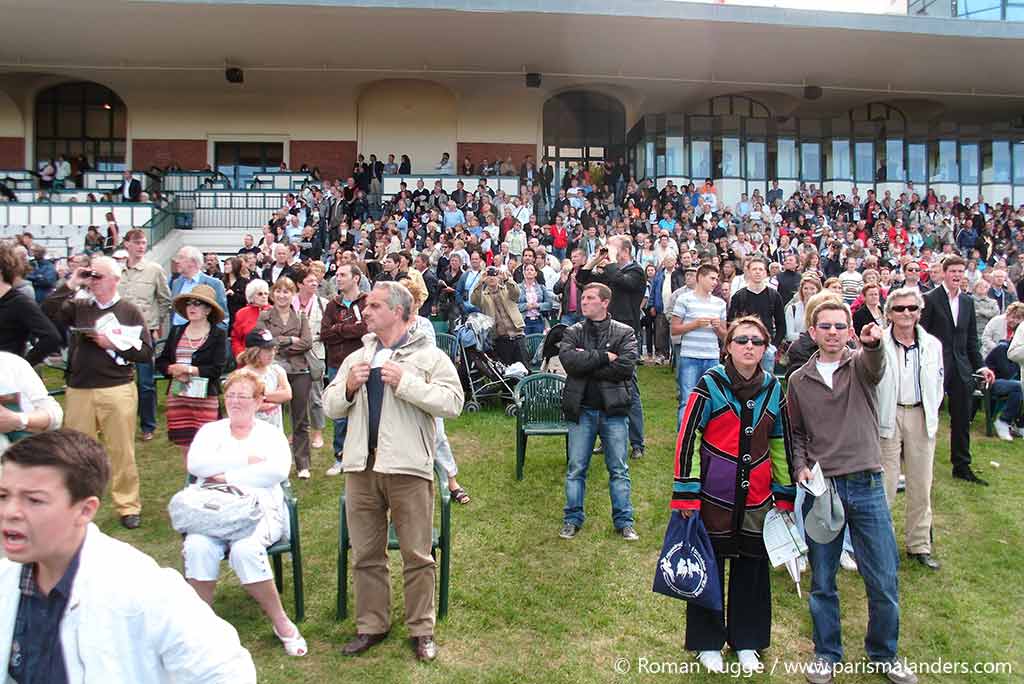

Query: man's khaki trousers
left=880, top=405, right=934, bottom=554
left=64, top=383, right=141, bottom=516
left=345, top=468, right=436, bottom=637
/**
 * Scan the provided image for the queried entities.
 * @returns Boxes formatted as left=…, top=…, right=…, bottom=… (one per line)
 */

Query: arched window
left=693, top=95, right=771, bottom=119
left=35, top=81, right=126, bottom=171
left=543, top=91, right=625, bottom=184
left=849, top=102, right=908, bottom=183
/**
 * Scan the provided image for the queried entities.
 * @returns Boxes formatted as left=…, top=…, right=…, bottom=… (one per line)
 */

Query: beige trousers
left=64, top=383, right=141, bottom=516
left=345, top=469, right=435, bottom=637
left=879, top=405, right=935, bottom=554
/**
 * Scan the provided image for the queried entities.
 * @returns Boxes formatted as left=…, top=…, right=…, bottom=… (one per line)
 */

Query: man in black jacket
left=921, top=255, right=995, bottom=485
left=414, top=254, right=439, bottom=317
left=576, top=234, right=648, bottom=459
left=557, top=283, right=639, bottom=542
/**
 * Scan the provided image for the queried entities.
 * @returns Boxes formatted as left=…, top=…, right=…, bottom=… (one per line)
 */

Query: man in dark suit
left=414, top=253, right=439, bottom=317
left=921, top=255, right=996, bottom=485
left=116, top=171, right=142, bottom=202
left=540, top=158, right=554, bottom=204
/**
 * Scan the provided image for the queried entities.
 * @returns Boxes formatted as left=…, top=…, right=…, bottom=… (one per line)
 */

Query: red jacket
left=550, top=224, right=569, bottom=249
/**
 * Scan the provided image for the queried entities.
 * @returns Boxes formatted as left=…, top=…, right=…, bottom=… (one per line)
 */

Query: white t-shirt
left=816, top=359, right=840, bottom=389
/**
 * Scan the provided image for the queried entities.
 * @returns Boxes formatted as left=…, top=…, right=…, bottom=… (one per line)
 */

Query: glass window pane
left=855, top=141, right=874, bottom=182
left=886, top=139, right=905, bottom=181
left=264, top=143, right=284, bottom=167
left=930, top=141, right=958, bottom=182
left=35, top=103, right=54, bottom=137
left=58, top=105, right=82, bottom=138
left=908, top=143, right=927, bottom=184
left=85, top=106, right=110, bottom=139
left=801, top=142, right=821, bottom=182
left=722, top=138, right=740, bottom=177
left=984, top=140, right=1011, bottom=183
left=1014, top=143, right=1024, bottom=184
left=112, top=106, right=127, bottom=138
left=645, top=141, right=655, bottom=178
left=777, top=139, right=796, bottom=179
left=666, top=135, right=685, bottom=175
left=961, top=143, right=979, bottom=184
left=828, top=139, right=851, bottom=179
left=691, top=140, right=710, bottom=180
left=746, top=141, right=766, bottom=180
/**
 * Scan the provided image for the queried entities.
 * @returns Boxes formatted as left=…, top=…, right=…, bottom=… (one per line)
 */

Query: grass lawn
left=44, top=366, right=1022, bottom=683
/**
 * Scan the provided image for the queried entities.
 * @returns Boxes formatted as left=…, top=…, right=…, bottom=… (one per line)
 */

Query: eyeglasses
left=184, top=299, right=207, bottom=307
left=815, top=322, right=849, bottom=331
left=890, top=305, right=920, bottom=313
left=732, top=336, right=767, bottom=347
left=224, top=393, right=255, bottom=401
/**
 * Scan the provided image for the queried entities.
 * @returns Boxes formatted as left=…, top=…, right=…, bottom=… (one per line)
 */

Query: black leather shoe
left=952, top=467, right=988, bottom=486
left=341, top=632, right=389, bottom=656
left=907, top=552, right=941, bottom=570
left=411, top=635, right=437, bottom=661
left=120, top=515, right=141, bottom=529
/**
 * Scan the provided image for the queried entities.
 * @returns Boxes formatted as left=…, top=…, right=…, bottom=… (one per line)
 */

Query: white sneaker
left=297, top=469, right=311, bottom=479
left=840, top=550, right=858, bottom=572
left=896, top=474, right=906, bottom=492
left=325, top=462, right=343, bottom=476
left=737, top=649, right=763, bottom=673
left=994, top=419, right=1014, bottom=442
left=697, top=650, right=725, bottom=674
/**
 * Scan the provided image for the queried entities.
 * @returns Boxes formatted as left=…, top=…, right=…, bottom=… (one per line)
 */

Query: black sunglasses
left=890, top=305, right=920, bottom=313
left=816, top=323, right=849, bottom=331
left=184, top=299, right=208, bottom=307
left=732, top=336, right=767, bottom=347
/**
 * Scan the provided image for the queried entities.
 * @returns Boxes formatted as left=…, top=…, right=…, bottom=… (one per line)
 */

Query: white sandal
left=273, top=621, right=308, bottom=657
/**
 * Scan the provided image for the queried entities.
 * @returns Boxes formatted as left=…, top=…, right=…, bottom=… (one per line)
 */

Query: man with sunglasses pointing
left=787, top=301, right=918, bottom=684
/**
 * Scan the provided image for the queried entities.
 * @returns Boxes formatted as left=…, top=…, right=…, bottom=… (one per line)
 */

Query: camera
left=485, top=266, right=499, bottom=277
left=971, top=371, right=988, bottom=396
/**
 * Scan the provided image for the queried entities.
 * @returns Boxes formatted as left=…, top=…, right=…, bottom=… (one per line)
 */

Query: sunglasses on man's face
left=890, top=305, right=920, bottom=313
left=815, top=323, right=849, bottom=331
left=732, top=336, right=766, bottom=347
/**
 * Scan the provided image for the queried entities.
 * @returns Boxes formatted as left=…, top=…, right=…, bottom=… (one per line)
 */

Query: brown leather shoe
left=411, top=635, right=437, bottom=661
left=340, top=632, right=388, bottom=656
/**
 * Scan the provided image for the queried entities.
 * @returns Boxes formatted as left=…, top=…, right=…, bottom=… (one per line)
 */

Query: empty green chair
left=513, top=372, right=570, bottom=481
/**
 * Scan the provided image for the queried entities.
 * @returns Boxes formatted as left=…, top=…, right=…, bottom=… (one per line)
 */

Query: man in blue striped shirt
left=671, top=264, right=727, bottom=428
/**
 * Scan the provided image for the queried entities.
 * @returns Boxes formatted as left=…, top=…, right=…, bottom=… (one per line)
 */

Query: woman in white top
left=182, top=368, right=307, bottom=657
left=401, top=271, right=471, bottom=505
left=0, top=351, right=63, bottom=454
left=235, top=329, right=291, bottom=430
left=784, top=274, right=823, bottom=343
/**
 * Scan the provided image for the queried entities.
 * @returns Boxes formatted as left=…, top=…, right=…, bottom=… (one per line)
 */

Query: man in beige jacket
left=324, top=281, right=462, bottom=662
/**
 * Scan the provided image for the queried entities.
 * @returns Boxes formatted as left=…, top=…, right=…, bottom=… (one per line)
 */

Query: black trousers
left=494, top=335, right=528, bottom=368
left=945, top=373, right=973, bottom=470
left=685, top=554, right=771, bottom=652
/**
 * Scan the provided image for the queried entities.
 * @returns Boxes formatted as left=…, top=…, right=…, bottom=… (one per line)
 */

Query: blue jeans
left=564, top=409, right=634, bottom=529
left=627, top=375, right=644, bottom=451
left=524, top=317, right=546, bottom=336
left=804, top=471, right=900, bottom=664
left=136, top=362, right=157, bottom=433
left=991, top=378, right=1023, bottom=423
left=326, top=367, right=349, bottom=460
left=560, top=312, right=583, bottom=326
left=676, top=356, right=717, bottom=429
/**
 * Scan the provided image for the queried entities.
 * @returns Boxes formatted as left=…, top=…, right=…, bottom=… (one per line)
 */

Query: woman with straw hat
left=156, top=284, right=227, bottom=460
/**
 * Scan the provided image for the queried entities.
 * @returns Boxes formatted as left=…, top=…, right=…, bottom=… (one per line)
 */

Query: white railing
left=0, top=202, right=155, bottom=228
left=382, top=174, right=521, bottom=196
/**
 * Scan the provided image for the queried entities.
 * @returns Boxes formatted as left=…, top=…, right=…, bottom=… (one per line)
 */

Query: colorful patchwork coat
left=671, top=365, right=796, bottom=558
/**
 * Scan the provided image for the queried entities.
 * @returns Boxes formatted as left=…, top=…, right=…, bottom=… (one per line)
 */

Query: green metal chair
left=524, top=333, right=545, bottom=371
left=430, top=317, right=450, bottom=336
left=983, top=385, right=1008, bottom=438
left=336, top=460, right=451, bottom=621
left=513, top=372, right=570, bottom=481
left=183, top=475, right=305, bottom=622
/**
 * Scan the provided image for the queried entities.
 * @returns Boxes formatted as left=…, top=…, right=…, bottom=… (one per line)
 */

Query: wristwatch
left=15, top=412, right=28, bottom=431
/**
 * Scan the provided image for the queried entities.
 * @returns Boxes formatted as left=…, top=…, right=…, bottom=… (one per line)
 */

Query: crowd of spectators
left=2, top=149, right=1024, bottom=677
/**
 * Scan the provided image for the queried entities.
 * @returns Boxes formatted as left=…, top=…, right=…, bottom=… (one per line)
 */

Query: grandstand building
left=3, top=0, right=1024, bottom=257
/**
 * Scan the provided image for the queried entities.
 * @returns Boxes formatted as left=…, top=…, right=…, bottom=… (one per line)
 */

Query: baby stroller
left=454, top=313, right=525, bottom=414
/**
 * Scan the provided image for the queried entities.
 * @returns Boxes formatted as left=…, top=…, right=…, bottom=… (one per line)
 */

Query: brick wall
left=132, top=139, right=207, bottom=171
left=0, top=137, right=24, bottom=168
left=456, top=142, right=537, bottom=171
left=290, top=140, right=357, bottom=182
